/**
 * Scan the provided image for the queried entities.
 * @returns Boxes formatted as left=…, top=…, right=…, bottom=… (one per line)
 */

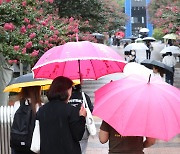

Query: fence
left=0, top=106, right=14, bottom=154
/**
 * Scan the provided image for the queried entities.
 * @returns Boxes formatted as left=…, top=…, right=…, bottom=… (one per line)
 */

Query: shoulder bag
left=82, top=92, right=97, bottom=136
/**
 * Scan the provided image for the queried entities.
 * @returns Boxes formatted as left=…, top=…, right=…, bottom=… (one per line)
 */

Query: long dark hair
left=18, top=86, right=42, bottom=114
left=47, top=76, right=73, bottom=102
left=153, top=66, right=164, bottom=77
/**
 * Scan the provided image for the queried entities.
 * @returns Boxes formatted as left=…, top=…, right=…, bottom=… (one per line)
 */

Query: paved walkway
left=86, top=42, right=180, bottom=154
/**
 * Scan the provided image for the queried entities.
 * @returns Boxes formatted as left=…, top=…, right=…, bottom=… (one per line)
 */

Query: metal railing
left=0, top=106, right=14, bottom=154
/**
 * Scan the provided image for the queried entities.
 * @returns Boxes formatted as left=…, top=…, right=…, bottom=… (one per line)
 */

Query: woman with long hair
left=11, top=86, right=42, bottom=154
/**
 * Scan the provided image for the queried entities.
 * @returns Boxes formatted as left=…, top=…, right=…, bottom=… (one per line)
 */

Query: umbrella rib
left=89, top=60, right=97, bottom=80
left=61, top=61, right=66, bottom=77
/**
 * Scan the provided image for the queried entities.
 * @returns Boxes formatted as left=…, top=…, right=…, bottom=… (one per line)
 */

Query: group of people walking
left=9, top=38, right=178, bottom=154
left=11, top=75, right=156, bottom=154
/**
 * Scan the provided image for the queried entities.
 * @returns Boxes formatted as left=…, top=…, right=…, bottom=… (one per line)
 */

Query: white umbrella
left=123, top=62, right=152, bottom=79
left=163, top=33, right=178, bottom=40
left=160, top=46, right=180, bottom=54
left=139, top=28, right=149, bottom=33
left=142, top=37, right=156, bottom=42
left=135, top=38, right=143, bottom=43
left=92, top=33, right=104, bottom=37
left=124, top=43, right=148, bottom=51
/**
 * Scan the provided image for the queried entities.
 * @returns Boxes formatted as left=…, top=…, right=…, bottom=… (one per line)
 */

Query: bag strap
left=82, top=92, right=88, bottom=109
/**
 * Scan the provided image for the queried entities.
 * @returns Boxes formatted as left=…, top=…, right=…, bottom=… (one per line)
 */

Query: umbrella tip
left=76, top=33, right=79, bottom=42
left=148, top=74, right=151, bottom=84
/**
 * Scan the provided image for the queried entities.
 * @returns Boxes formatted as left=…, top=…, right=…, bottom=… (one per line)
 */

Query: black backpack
left=10, top=99, right=36, bottom=152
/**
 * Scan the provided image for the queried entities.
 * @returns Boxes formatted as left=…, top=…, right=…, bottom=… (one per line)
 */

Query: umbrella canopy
left=123, top=43, right=148, bottom=51
left=120, top=39, right=131, bottom=43
left=141, top=59, right=173, bottom=73
left=93, top=74, right=180, bottom=141
left=160, top=46, right=180, bottom=54
left=139, top=28, right=149, bottom=33
left=163, top=33, right=178, bottom=40
left=142, top=37, right=156, bottom=42
left=92, top=33, right=104, bottom=39
left=32, top=41, right=126, bottom=80
left=4, top=73, right=80, bottom=92
left=128, top=36, right=138, bottom=40
left=123, top=62, right=152, bottom=79
left=135, top=38, right=143, bottom=43
left=115, top=31, right=125, bottom=39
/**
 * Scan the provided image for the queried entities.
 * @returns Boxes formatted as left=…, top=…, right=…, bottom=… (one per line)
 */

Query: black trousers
left=165, top=67, right=174, bottom=85
left=146, top=50, right=151, bottom=59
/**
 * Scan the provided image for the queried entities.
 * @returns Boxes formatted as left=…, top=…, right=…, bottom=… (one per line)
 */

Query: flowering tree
left=54, top=0, right=127, bottom=33
left=148, top=0, right=180, bottom=35
left=101, top=0, right=127, bottom=32
left=0, top=0, right=96, bottom=66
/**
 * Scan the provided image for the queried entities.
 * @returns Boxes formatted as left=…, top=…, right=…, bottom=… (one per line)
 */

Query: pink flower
left=13, top=60, right=18, bottom=64
left=4, top=23, right=15, bottom=31
left=14, top=46, right=20, bottom=51
left=48, top=0, right=53, bottom=3
left=54, top=30, right=59, bottom=35
left=39, top=40, right=44, bottom=45
left=169, top=23, right=173, bottom=29
left=44, top=48, right=48, bottom=51
left=29, top=33, right=36, bottom=39
left=74, top=28, right=79, bottom=33
left=8, top=60, right=13, bottom=64
left=48, top=43, right=53, bottom=48
left=44, top=40, right=49, bottom=45
left=69, top=17, right=74, bottom=22
left=22, top=1, right=26, bottom=6
left=24, top=18, right=30, bottom=24
left=50, top=25, right=54, bottom=30
left=27, top=24, right=33, bottom=29
left=44, top=34, right=48, bottom=39
left=30, top=50, right=39, bottom=57
left=5, top=0, right=11, bottom=2
left=25, top=41, right=33, bottom=49
left=22, top=48, right=26, bottom=54
left=41, top=21, right=47, bottom=26
left=20, top=26, right=26, bottom=34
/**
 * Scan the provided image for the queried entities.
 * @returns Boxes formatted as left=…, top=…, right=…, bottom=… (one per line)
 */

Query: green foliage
left=153, top=28, right=164, bottom=41
left=148, top=0, right=180, bottom=35
left=54, top=0, right=127, bottom=33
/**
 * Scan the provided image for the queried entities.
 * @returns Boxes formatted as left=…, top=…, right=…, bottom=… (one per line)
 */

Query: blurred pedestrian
left=36, top=76, right=87, bottom=154
left=99, top=121, right=156, bottom=154
left=129, top=50, right=136, bottom=62
left=124, top=42, right=129, bottom=48
left=167, top=39, right=173, bottom=46
left=68, top=84, right=93, bottom=154
left=108, top=34, right=113, bottom=46
left=145, top=41, right=153, bottom=59
left=162, top=52, right=176, bottom=85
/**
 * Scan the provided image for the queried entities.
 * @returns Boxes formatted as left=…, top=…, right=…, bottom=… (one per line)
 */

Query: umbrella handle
left=148, top=74, right=151, bottom=84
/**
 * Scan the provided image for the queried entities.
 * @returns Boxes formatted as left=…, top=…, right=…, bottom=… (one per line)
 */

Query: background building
left=125, top=0, right=153, bottom=38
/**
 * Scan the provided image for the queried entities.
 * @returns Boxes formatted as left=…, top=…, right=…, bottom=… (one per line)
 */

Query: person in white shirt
left=162, top=52, right=176, bottom=85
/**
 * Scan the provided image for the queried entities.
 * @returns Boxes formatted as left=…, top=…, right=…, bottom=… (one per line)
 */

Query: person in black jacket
left=69, top=84, right=93, bottom=154
left=36, top=76, right=87, bottom=154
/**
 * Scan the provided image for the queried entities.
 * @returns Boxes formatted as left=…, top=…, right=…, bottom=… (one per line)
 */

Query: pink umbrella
left=93, top=74, right=180, bottom=141
left=32, top=41, right=126, bottom=80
